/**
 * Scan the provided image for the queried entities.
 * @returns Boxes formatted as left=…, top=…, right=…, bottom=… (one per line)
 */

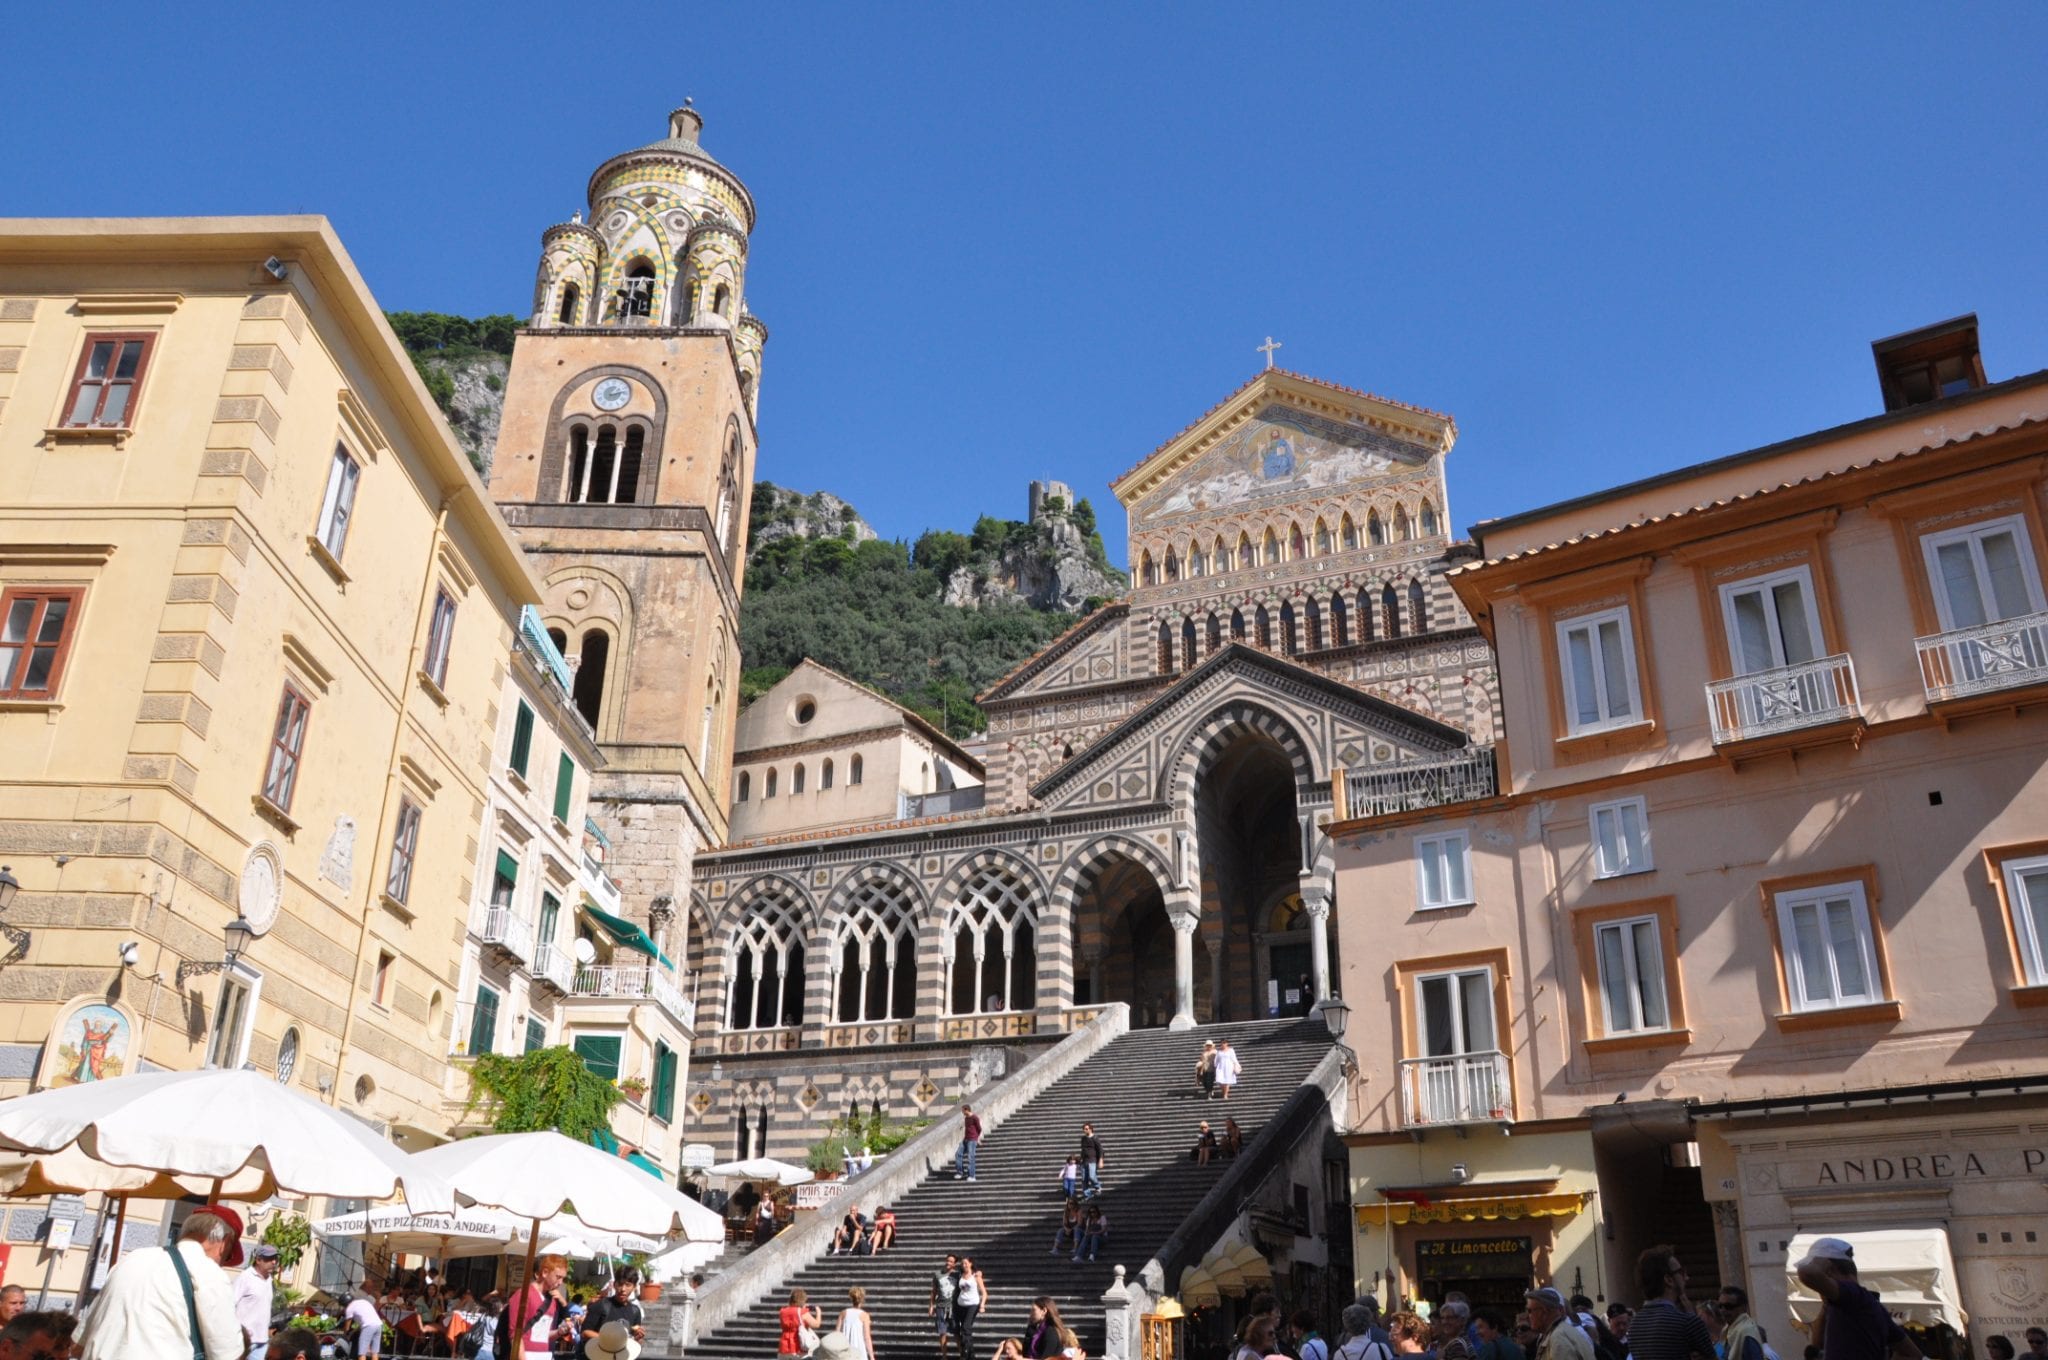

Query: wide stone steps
left=683, top=1018, right=1331, bottom=1360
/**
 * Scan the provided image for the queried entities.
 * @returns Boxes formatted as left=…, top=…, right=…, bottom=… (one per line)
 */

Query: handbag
left=800, top=1325, right=822, bottom=1355
left=164, top=1243, right=208, bottom=1360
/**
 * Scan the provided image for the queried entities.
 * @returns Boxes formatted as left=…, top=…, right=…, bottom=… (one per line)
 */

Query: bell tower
left=489, top=103, right=766, bottom=931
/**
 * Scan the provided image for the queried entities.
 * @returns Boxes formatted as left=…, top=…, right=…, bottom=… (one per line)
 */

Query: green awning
left=581, top=901, right=675, bottom=969
left=589, top=1128, right=665, bottom=1181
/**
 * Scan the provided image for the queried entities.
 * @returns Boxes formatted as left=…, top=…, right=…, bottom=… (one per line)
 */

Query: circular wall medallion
left=592, top=377, right=633, bottom=411
left=276, top=1027, right=299, bottom=1085
left=238, top=843, right=284, bottom=937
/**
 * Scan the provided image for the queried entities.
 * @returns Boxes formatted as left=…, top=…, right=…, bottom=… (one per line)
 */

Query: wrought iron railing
left=1341, top=746, right=1497, bottom=819
left=1398, top=1050, right=1513, bottom=1127
left=530, top=943, right=575, bottom=993
left=570, top=962, right=694, bottom=1029
left=1706, top=653, right=1860, bottom=744
left=1915, top=611, right=2048, bottom=703
left=478, top=906, right=530, bottom=962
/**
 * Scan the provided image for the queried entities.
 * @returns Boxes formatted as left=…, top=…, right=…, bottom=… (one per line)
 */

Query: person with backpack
left=1295, top=1311, right=1331, bottom=1360
left=1339, top=1302, right=1392, bottom=1359
left=930, top=1256, right=963, bottom=1360
left=78, top=1206, right=247, bottom=1360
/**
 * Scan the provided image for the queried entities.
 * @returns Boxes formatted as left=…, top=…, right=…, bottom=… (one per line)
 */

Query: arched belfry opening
left=1193, top=723, right=1310, bottom=1022
left=1067, top=851, right=1181, bottom=1029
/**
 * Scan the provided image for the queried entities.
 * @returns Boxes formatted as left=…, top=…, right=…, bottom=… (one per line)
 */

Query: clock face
left=592, top=377, right=633, bottom=412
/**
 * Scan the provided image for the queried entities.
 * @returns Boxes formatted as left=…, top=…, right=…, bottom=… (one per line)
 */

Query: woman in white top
left=954, top=1256, right=986, bottom=1360
left=840, top=1285, right=875, bottom=1360
left=1214, top=1040, right=1243, bottom=1100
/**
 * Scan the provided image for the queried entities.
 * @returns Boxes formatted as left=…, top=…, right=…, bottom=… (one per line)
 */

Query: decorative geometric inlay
left=914, top=1078, right=938, bottom=1107
left=1339, top=744, right=1364, bottom=765
left=692, top=1091, right=714, bottom=1115
left=924, top=858, right=940, bottom=875
left=812, top=869, right=829, bottom=887
left=1119, top=772, right=1145, bottom=797
left=799, top=1084, right=821, bottom=1109
left=1096, top=782, right=1114, bottom=799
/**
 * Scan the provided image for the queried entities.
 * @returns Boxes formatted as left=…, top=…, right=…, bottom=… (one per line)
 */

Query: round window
left=794, top=698, right=817, bottom=725
left=275, top=1027, right=299, bottom=1085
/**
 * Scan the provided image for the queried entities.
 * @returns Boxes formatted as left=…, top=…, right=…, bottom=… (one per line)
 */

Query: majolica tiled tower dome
left=530, top=101, right=766, bottom=420
left=488, top=104, right=769, bottom=967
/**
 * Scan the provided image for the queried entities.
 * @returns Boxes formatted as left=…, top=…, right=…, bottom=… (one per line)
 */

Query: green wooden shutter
left=538, top=893, right=560, bottom=949
left=469, top=986, right=499, bottom=1056
left=510, top=702, right=534, bottom=777
left=652, top=1041, right=678, bottom=1122
left=573, top=1034, right=621, bottom=1082
left=554, top=752, right=575, bottom=822
left=525, top=1018, right=546, bottom=1053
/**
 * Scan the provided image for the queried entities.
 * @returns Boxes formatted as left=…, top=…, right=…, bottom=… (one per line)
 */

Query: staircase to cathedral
left=680, top=1017, right=1334, bottom=1360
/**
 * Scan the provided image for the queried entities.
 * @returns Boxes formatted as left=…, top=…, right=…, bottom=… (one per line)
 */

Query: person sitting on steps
left=1223, top=1116, right=1244, bottom=1158
left=871, top=1206, right=897, bottom=1252
left=1193, top=1120, right=1219, bottom=1165
left=1073, top=1204, right=1109, bottom=1263
left=1050, top=1199, right=1083, bottom=1256
left=829, top=1204, right=867, bottom=1256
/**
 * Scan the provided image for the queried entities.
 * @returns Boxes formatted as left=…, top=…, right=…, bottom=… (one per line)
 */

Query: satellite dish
left=573, top=938, right=597, bottom=965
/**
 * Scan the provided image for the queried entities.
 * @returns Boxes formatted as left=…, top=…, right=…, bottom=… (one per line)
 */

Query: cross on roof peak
left=1256, top=336, right=1283, bottom=370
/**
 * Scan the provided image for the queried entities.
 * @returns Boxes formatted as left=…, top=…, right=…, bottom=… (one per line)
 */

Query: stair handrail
left=687, top=1003, right=1133, bottom=1345
left=1138, top=1041, right=1346, bottom=1299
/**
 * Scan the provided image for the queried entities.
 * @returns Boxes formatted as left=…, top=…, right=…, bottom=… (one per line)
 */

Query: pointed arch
left=765, top=766, right=779, bottom=798
left=1214, top=535, right=1228, bottom=573
left=1368, top=510, right=1386, bottom=546
left=1382, top=581, right=1403, bottom=638
left=1141, top=550, right=1158, bottom=587
left=827, top=866, right=924, bottom=1023
left=1207, top=611, right=1224, bottom=653
left=1330, top=592, right=1349, bottom=647
left=1279, top=601, right=1299, bottom=655
left=1341, top=512, right=1359, bottom=552
left=1421, top=499, right=1441, bottom=537
left=1159, top=698, right=1320, bottom=806
left=1237, top=533, right=1255, bottom=570
left=1289, top=523, right=1307, bottom=561
left=1231, top=607, right=1248, bottom=642
left=1409, top=577, right=1430, bottom=633
left=945, top=863, right=1039, bottom=1014
left=1304, top=596, right=1324, bottom=651
left=1358, top=587, right=1377, bottom=642
left=1395, top=505, right=1412, bottom=541
left=1164, top=548, right=1180, bottom=582
left=1263, top=526, right=1281, bottom=564
left=1254, top=603, right=1273, bottom=650
left=1314, top=518, right=1333, bottom=556
left=1181, top=616, right=1198, bottom=670
left=619, top=258, right=657, bottom=321
left=557, top=282, right=582, bottom=326
left=723, top=877, right=811, bottom=1030
left=1157, top=619, right=1175, bottom=674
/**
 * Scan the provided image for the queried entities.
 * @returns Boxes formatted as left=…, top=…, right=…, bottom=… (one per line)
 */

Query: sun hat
left=813, top=1332, right=855, bottom=1360
left=585, top=1320, right=642, bottom=1360
left=1795, top=1237, right=1856, bottom=1270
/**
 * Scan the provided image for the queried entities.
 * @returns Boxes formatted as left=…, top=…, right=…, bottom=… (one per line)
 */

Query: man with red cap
left=79, top=1203, right=248, bottom=1359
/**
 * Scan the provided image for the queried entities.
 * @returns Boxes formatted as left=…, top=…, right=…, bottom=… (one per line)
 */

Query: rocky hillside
left=418, top=352, right=508, bottom=475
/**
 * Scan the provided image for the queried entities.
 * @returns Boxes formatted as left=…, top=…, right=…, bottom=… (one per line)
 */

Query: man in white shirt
left=344, top=1283, right=385, bottom=1358
left=232, top=1243, right=281, bottom=1358
left=80, top=1205, right=247, bottom=1360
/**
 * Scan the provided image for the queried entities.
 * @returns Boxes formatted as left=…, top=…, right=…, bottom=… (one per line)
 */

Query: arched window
left=1157, top=620, right=1175, bottom=674
left=1382, top=583, right=1402, bottom=638
left=1395, top=506, right=1412, bottom=541
left=1141, top=552, right=1157, bottom=587
left=1255, top=604, right=1273, bottom=650
left=547, top=626, right=568, bottom=653
left=573, top=629, right=609, bottom=731
left=1181, top=617, right=1197, bottom=670
left=792, top=762, right=806, bottom=794
left=821, top=758, right=835, bottom=790
left=1237, top=534, right=1255, bottom=570
left=614, top=427, right=644, bottom=505
left=1280, top=602, right=1298, bottom=655
left=701, top=701, right=715, bottom=770
left=713, top=284, right=732, bottom=317
left=1188, top=547, right=1204, bottom=578
left=1214, top=536, right=1228, bottom=572
left=1368, top=511, right=1386, bottom=547
left=1315, top=519, right=1333, bottom=555
left=765, top=768, right=778, bottom=798
left=850, top=754, right=864, bottom=785
left=1289, top=524, right=1307, bottom=560
left=569, top=425, right=619, bottom=503
left=715, top=431, right=741, bottom=553
left=946, top=866, right=1038, bottom=1015
left=1262, top=527, right=1281, bottom=565
left=558, top=282, right=582, bottom=326
left=736, top=771, right=751, bottom=802
left=1341, top=513, right=1359, bottom=551
left=676, top=279, right=695, bottom=326
left=834, top=878, right=918, bottom=1023
left=621, top=262, right=656, bottom=321
left=1208, top=612, right=1224, bottom=653
left=1409, top=578, right=1430, bottom=633
left=726, top=885, right=806, bottom=1030
left=1305, top=597, right=1323, bottom=651
left=1421, top=500, right=1441, bottom=537
left=564, top=425, right=590, bottom=502
left=1358, top=588, right=1377, bottom=642
left=1231, top=607, right=1247, bottom=642
left=1331, top=593, right=1349, bottom=647
left=740, top=371, right=756, bottom=407
left=1164, top=550, right=1180, bottom=582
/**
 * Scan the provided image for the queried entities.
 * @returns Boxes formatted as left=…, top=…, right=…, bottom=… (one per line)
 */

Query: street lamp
left=0, top=865, right=27, bottom=966
left=0, top=865, right=19, bottom=913
left=176, top=916, right=256, bottom=986
left=1320, top=994, right=1351, bottom=1042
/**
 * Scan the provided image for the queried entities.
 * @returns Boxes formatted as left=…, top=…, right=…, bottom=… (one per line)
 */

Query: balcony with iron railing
left=478, top=905, right=531, bottom=963
left=1337, top=746, right=1497, bottom=821
left=530, top=942, right=576, bottom=994
left=1915, top=610, right=2048, bottom=705
left=569, top=961, right=694, bottom=1030
left=1705, top=653, right=1862, bottom=747
left=1398, top=1050, right=1513, bottom=1129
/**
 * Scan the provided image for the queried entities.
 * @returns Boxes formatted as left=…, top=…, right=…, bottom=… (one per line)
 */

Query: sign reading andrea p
left=1808, top=1146, right=2047, bottom=1185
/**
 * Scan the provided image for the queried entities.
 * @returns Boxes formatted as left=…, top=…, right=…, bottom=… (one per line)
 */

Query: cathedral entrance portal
left=1069, top=855, right=1193, bottom=1028
left=1195, top=728, right=1304, bottom=1022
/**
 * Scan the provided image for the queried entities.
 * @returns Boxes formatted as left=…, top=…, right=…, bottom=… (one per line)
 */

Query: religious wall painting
left=1137, top=406, right=1418, bottom=527
left=42, top=999, right=135, bottom=1089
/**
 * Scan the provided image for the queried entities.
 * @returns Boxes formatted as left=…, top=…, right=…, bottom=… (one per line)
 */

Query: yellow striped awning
left=1354, top=1191, right=1590, bottom=1227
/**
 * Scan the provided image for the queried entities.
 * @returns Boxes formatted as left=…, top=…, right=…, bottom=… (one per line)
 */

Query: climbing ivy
left=464, top=1046, right=621, bottom=1142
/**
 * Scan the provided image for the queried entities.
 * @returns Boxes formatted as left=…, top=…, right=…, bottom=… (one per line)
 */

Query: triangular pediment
left=1112, top=370, right=1457, bottom=534
left=978, top=604, right=1129, bottom=705
left=1029, top=644, right=1469, bottom=813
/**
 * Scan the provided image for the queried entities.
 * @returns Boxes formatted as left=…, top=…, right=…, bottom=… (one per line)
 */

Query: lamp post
left=0, top=864, right=27, bottom=965
left=1320, top=995, right=1350, bottom=1043
left=176, top=915, right=256, bottom=987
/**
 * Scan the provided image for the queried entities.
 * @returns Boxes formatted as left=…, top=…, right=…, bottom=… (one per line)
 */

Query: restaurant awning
left=590, top=1128, right=667, bottom=1182
left=1786, top=1230, right=1966, bottom=1331
left=1354, top=1190, right=1591, bottom=1226
left=581, top=901, right=675, bottom=968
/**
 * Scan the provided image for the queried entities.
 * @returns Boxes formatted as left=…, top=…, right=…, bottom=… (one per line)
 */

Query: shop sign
left=1419, top=1237, right=1533, bottom=1277
left=1811, top=1148, right=2045, bottom=1185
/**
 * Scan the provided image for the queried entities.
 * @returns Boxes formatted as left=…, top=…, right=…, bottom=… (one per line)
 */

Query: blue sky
left=12, top=5, right=2048, bottom=565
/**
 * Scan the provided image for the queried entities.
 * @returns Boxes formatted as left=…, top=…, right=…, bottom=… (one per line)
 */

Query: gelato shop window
left=1417, top=1236, right=1534, bottom=1311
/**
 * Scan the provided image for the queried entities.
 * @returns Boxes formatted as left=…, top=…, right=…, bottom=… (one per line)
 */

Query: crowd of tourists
left=780, top=1264, right=1085, bottom=1360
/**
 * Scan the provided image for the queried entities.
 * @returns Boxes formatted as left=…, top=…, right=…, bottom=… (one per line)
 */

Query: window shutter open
left=510, top=702, right=535, bottom=776
left=555, top=752, right=575, bottom=822
left=573, top=1034, right=621, bottom=1082
left=469, top=987, right=499, bottom=1056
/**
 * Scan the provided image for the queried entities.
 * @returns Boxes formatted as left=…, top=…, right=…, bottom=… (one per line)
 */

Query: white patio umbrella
left=313, top=1208, right=663, bottom=1260
left=0, top=1068, right=458, bottom=1263
left=411, top=1131, right=723, bottom=1348
left=704, top=1156, right=814, bottom=1186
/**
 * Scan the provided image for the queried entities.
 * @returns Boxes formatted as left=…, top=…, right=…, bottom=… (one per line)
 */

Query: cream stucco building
left=0, top=217, right=546, bottom=1301
left=1328, top=316, right=2048, bottom=1339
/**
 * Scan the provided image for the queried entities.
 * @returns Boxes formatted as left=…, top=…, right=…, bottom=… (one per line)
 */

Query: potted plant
left=626, top=1252, right=661, bottom=1301
left=617, top=1076, right=649, bottom=1104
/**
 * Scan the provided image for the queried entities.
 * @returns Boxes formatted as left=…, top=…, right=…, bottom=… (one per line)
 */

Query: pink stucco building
left=1328, top=316, right=2048, bottom=1343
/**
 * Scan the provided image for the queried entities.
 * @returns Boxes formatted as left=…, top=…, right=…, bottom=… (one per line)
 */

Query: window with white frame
left=1415, top=831, right=1473, bottom=909
left=1774, top=880, right=1885, bottom=1011
left=1921, top=515, right=2046, bottom=630
left=1720, top=566, right=1824, bottom=674
left=1594, top=915, right=1671, bottom=1033
left=204, top=964, right=261, bottom=1069
left=2000, top=854, right=2048, bottom=986
left=314, top=445, right=362, bottom=560
left=1556, top=607, right=1641, bottom=735
left=1589, top=797, right=1652, bottom=878
left=1415, top=967, right=1495, bottom=1057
